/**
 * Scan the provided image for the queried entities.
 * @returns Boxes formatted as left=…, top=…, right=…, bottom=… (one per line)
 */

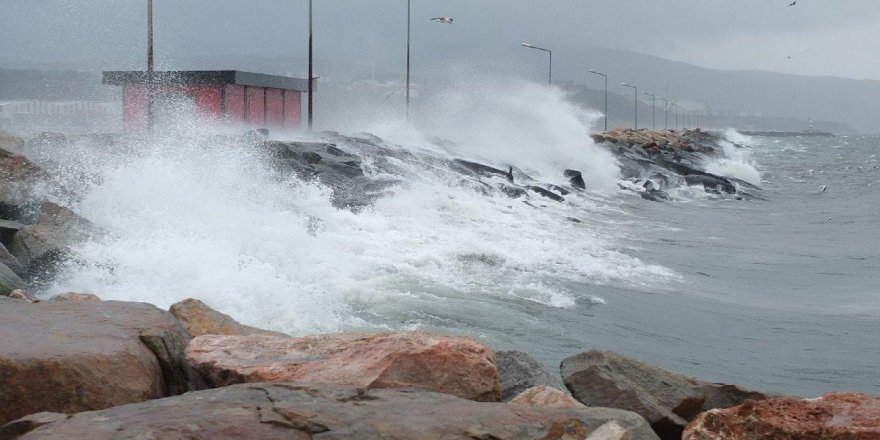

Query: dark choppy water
left=482, top=134, right=880, bottom=397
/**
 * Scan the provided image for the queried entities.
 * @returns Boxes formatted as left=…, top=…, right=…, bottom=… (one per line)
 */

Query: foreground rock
left=562, top=350, right=776, bottom=440
left=510, top=386, right=585, bottom=409
left=2, top=383, right=660, bottom=439
left=497, top=350, right=563, bottom=401
left=169, top=298, right=288, bottom=337
left=0, top=300, right=204, bottom=425
left=684, top=393, right=880, bottom=440
left=186, top=331, right=502, bottom=401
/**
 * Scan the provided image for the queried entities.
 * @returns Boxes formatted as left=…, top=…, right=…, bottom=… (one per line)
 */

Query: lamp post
left=620, top=83, right=638, bottom=129
left=642, top=92, right=656, bottom=131
left=658, top=97, right=669, bottom=130
left=307, top=0, right=314, bottom=130
left=146, top=0, right=154, bottom=131
left=405, top=0, right=411, bottom=121
left=588, top=69, right=607, bottom=131
left=522, top=42, right=552, bottom=86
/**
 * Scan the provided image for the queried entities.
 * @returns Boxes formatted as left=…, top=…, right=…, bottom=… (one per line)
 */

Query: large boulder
left=561, top=350, right=776, bottom=440
left=186, top=331, right=502, bottom=402
left=0, top=300, right=204, bottom=425
left=684, top=393, right=880, bottom=440
left=496, top=350, right=562, bottom=401
left=169, top=298, right=288, bottom=337
left=2, top=383, right=660, bottom=440
left=7, top=202, right=102, bottom=279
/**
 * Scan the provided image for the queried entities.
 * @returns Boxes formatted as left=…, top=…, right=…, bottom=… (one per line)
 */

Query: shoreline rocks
left=0, top=300, right=204, bottom=425
left=169, top=298, right=289, bottom=338
left=2, top=383, right=660, bottom=440
left=561, top=350, right=779, bottom=440
left=185, top=331, right=502, bottom=402
left=684, top=393, right=880, bottom=440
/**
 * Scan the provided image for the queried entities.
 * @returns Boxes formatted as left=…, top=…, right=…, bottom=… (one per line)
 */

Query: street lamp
left=522, top=42, right=552, bottom=86
left=620, top=83, right=638, bottom=129
left=405, top=4, right=453, bottom=122
left=657, top=97, right=669, bottom=130
left=588, top=69, right=607, bottom=132
left=642, top=92, right=656, bottom=131
left=307, top=0, right=314, bottom=130
left=147, top=0, right=154, bottom=130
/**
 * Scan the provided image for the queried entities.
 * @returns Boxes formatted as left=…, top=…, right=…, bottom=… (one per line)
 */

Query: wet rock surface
left=497, top=350, right=564, bottom=401
left=186, top=331, right=502, bottom=402
left=510, top=386, right=586, bottom=409
left=2, top=383, right=660, bottom=440
left=0, top=300, right=204, bottom=425
left=684, top=392, right=880, bottom=440
left=561, top=350, right=778, bottom=440
left=7, top=202, right=103, bottom=282
left=169, top=298, right=288, bottom=338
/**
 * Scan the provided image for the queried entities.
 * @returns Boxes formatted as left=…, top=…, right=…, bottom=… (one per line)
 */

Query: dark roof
left=102, top=70, right=310, bottom=92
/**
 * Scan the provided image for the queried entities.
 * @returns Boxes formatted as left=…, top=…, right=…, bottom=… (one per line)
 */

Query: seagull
left=820, top=185, right=827, bottom=192
left=429, top=17, right=454, bottom=24
left=788, top=1, right=797, bottom=6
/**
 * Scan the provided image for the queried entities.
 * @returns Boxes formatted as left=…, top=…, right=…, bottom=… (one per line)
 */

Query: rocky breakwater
left=593, top=128, right=761, bottom=201
left=0, top=295, right=660, bottom=440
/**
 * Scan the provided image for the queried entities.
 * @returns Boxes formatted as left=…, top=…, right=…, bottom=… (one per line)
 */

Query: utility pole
left=406, top=0, right=411, bottom=121
left=307, top=0, right=314, bottom=130
left=147, top=0, right=154, bottom=131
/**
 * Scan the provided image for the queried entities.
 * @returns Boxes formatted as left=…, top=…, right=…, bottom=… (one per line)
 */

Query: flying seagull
left=788, top=1, right=797, bottom=6
left=429, top=17, right=454, bottom=24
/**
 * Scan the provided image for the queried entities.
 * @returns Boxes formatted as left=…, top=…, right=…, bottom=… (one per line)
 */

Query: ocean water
left=30, top=83, right=879, bottom=398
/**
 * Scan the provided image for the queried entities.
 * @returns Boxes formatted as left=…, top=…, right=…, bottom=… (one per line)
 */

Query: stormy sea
left=24, top=84, right=880, bottom=399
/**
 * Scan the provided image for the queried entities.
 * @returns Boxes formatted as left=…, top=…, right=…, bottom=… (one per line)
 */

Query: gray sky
left=2, top=0, right=880, bottom=81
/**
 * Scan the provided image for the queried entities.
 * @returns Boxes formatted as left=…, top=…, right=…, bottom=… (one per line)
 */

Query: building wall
left=245, top=87, right=265, bottom=126
left=123, top=85, right=149, bottom=132
left=120, top=82, right=301, bottom=131
left=283, top=91, right=301, bottom=129
left=225, top=85, right=246, bottom=123
left=265, top=88, right=284, bottom=127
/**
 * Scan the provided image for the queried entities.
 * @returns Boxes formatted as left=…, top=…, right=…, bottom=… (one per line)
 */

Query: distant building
left=102, top=70, right=310, bottom=132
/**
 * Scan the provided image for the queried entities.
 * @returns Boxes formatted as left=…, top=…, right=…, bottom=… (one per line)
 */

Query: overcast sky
left=2, top=0, right=880, bottom=81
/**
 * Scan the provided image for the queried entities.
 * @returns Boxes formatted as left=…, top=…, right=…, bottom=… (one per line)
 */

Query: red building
left=102, top=70, right=310, bottom=132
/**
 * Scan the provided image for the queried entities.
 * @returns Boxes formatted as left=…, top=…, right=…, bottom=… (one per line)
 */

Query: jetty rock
left=7, top=201, right=104, bottom=280
left=1, top=383, right=660, bottom=440
left=561, top=350, right=778, bottom=440
left=0, top=300, right=204, bottom=426
left=684, top=392, right=880, bottom=440
left=169, top=297, right=289, bottom=338
left=185, top=331, right=502, bottom=402
left=496, top=350, right=565, bottom=401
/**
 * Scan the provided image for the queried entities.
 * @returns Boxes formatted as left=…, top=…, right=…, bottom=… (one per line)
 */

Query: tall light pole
left=588, top=69, right=607, bottom=132
left=642, top=92, right=656, bottom=131
left=307, top=0, right=314, bottom=130
left=620, top=83, right=638, bottom=129
left=522, top=43, right=552, bottom=86
left=406, top=0, right=411, bottom=121
left=658, top=97, right=669, bottom=130
left=147, top=0, right=154, bottom=130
